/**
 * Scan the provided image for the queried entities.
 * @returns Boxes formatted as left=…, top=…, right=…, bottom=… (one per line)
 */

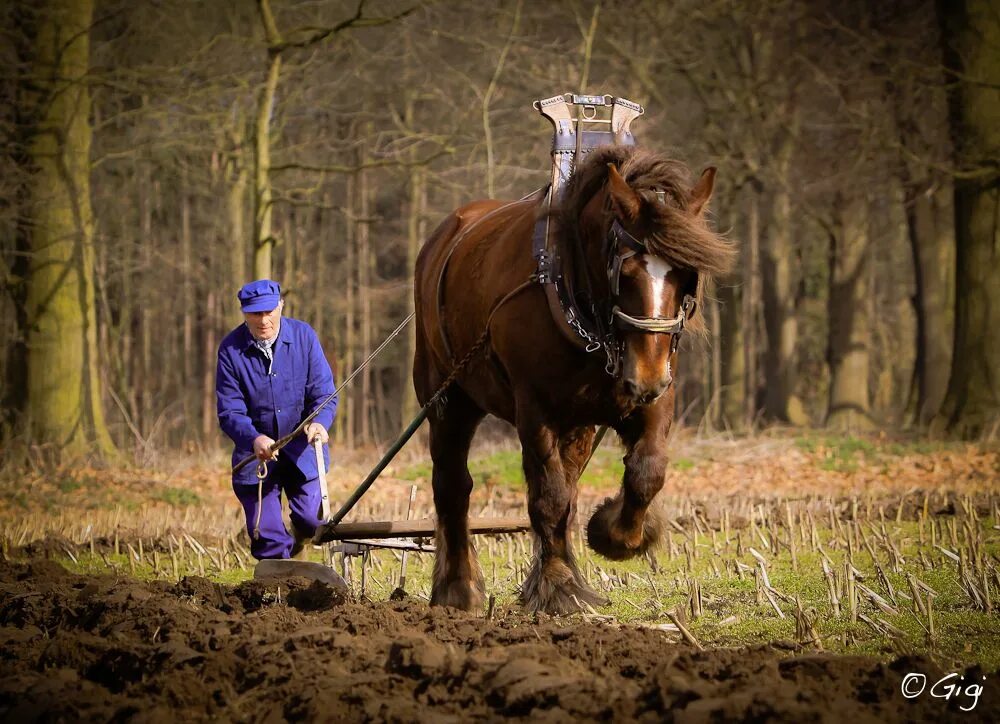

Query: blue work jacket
left=216, top=317, right=337, bottom=485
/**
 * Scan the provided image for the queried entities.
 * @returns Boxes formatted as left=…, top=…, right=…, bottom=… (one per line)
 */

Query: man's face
left=244, top=300, right=282, bottom=340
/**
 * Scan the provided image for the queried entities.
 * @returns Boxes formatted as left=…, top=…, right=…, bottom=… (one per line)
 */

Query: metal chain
left=569, top=314, right=601, bottom=353
left=429, top=327, right=492, bottom=407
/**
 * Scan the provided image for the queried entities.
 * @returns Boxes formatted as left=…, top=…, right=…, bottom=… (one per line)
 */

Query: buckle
left=535, top=249, right=552, bottom=283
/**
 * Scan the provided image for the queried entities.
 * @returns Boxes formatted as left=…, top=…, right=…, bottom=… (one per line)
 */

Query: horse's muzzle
left=622, top=376, right=671, bottom=406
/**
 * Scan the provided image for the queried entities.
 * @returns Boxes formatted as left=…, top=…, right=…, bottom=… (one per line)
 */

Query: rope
left=611, top=305, right=685, bottom=334
left=317, top=277, right=541, bottom=530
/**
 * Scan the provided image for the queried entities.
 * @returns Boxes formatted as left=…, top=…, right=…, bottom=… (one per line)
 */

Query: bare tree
left=20, top=0, right=114, bottom=455
left=935, top=0, right=1000, bottom=437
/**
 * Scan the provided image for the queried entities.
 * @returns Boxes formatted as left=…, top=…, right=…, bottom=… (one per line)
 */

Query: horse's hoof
left=586, top=496, right=664, bottom=561
left=430, top=577, right=485, bottom=612
left=520, top=556, right=609, bottom=614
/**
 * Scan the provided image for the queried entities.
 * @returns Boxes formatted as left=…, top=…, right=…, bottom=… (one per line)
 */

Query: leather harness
left=435, top=93, right=696, bottom=381
left=531, top=196, right=696, bottom=377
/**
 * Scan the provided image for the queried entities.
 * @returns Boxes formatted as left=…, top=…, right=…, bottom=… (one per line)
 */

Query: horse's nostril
left=623, top=379, right=638, bottom=398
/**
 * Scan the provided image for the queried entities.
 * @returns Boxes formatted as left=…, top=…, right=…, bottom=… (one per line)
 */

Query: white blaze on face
left=641, top=255, right=674, bottom=318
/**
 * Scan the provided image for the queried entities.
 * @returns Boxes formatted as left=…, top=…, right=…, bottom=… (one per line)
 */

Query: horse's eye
left=619, top=256, right=642, bottom=277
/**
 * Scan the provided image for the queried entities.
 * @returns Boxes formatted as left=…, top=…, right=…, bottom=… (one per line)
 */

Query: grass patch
left=398, top=450, right=526, bottom=489
left=58, top=478, right=84, bottom=493
left=673, top=457, right=697, bottom=471
left=401, top=446, right=698, bottom=489
left=152, top=487, right=203, bottom=507
left=794, top=433, right=966, bottom=473
left=28, top=434, right=998, bottom=671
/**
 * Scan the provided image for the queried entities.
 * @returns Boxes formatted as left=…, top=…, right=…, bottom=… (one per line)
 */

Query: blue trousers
left=233, top=457, right=323, bottom=560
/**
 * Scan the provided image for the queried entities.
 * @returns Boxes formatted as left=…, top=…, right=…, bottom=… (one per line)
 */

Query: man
left=216, top=279, right=337, bottom=559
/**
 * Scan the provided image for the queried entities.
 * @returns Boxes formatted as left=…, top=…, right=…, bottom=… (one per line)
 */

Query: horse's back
left=415, top=196, right=541, bottom=305
left=415, top=200, right=506, bottom=287
left=413, top=197, right=538, bottom=395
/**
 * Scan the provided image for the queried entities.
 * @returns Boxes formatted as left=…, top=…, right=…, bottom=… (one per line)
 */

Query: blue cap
left=237, top=279, right=281, bottom=313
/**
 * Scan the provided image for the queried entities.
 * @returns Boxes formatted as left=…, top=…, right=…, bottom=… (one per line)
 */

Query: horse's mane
left=558, top=146, right=735, bottom=279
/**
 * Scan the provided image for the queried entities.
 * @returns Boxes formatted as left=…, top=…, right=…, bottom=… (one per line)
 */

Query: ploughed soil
left=1, top=559, right=996, bottom=723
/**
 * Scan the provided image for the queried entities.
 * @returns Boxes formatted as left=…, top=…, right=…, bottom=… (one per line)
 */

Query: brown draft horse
left=413, top=145, right=735, bottom=614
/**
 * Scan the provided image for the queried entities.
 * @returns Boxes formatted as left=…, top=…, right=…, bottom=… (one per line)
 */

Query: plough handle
left=315, top=438, right=331, bottom=521
left=315, top=404, right=431, bottom=540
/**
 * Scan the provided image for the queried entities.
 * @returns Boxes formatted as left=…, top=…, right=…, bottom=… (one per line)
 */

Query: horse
left=413, top=145, right=735, bottom=614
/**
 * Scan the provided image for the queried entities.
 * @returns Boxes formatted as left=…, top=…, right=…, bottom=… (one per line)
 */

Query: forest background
left=1, top=0, right=998, bottom=465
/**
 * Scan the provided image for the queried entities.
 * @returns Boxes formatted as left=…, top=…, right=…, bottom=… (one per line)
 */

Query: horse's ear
left=689, top=167, right=716, bottom=216
left=607, top=163, right=640, bottom=221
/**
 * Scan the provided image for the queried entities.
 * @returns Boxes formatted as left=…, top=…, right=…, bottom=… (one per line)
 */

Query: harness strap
left=533, top=188, right=605, bottom=352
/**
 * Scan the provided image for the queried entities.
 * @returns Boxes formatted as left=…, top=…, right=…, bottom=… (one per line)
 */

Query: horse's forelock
left=560, top=146, right=735, bottom=281
left=558, top=146, right=736, bottom=337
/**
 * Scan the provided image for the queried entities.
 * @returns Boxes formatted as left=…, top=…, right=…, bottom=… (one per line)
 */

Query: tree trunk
left=313, top=194, right=328, bottom=345
left=708, top=295, right=722, bottom=431
left=760, top=136, right=806, bottom=424
left=742, top=192, right=760, bottom=427
left=826, top=193, right=874, bottom=431
left=181, top=167, right=193, bottom=423
left=283, top=210, right=297, bottom=303
left=138, top=165, right=153, bottom=433
left=482, top=0, right=522, bottom=199
left=359, top=164, right=372, bottom=445
left=3, top=23, right=33, bottom=432
left=904, top=182, right=954, bottom=426
left=202, top=291, right=217, bottom=440
left=24, top=0, right=114, bottom=455
left=402, top=163, right=424, bottom=423
left=719, top=282, right=744, bottom=430
left=936, top=0, right=1000, bottom=437
left=226, top=115, right=249, bottom=310
left=253, top=0, right=282, bottom=279
left=340, top=173, right=356, bottom=448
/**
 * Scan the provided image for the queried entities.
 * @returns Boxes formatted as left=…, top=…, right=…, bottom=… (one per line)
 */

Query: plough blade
left=253, top=559, right=348, bottom=590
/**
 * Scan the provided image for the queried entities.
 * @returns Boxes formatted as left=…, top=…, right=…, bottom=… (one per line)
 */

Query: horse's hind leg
left=428, top=386, right=486, bottom=611
left=519, top=411, right=608, bottom=614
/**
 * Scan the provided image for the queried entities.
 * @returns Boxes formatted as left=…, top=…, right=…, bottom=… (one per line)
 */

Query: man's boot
left=289, top=522, right=313, bottom=560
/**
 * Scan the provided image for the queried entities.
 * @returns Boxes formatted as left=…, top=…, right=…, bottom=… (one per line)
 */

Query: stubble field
left=1, top=431, right=998, bottom=721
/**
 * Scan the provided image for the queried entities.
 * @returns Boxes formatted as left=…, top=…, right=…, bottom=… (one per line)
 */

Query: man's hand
left=253, top=434, right=278, bottom=461
left=305, top=423, right=329, bottom=444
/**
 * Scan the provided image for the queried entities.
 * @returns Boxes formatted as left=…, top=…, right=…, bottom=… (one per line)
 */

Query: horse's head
left=564, top=147, right=735, bottom=407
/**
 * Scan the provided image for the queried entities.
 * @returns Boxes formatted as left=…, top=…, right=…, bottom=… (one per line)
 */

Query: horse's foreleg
left=519, top=415, right=608, bottom=613
left=428, top=388, right=485, bottom=611
left=587, top=401, right=671, bottom=561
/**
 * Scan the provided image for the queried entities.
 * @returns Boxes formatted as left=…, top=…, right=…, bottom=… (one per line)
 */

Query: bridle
left=532, top=179, right=700, bottom=381
left=596, top=216, right=698, bottom=376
